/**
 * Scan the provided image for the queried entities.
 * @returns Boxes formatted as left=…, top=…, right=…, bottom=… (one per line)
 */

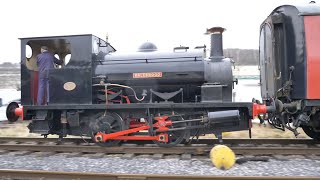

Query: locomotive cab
left=20, top=35, right=115, bottom=106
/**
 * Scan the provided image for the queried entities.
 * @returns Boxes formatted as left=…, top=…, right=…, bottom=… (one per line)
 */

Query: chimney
left=205, top=27, right=225, bottom=61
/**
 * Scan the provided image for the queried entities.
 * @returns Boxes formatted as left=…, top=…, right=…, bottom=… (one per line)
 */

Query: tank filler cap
left=138, top=42, right=158, bottom=52
left=205, top=27, right=226, bottom=35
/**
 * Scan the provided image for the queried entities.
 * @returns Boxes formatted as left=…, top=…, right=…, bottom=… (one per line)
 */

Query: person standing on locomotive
left=36, top=46, right=62, bottom=105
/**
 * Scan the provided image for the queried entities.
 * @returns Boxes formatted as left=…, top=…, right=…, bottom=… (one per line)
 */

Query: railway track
left=0, top=137, right=318, bottom=156
left=0, top=138, right=319, bottom=179
left=0, top=169, right=318, bottom=180
left=0, top=137, right=318, bottom=145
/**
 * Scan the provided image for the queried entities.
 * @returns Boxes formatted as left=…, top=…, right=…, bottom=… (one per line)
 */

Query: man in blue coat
left=37, top=46, right=62, bottom=105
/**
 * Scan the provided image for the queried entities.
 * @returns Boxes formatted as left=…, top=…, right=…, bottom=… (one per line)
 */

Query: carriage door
left=259, top=23, right=275, bottom=100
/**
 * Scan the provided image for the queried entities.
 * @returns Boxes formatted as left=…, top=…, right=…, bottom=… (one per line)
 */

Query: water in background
left=232, top=65, right=261, bottom=102
left=233, top=65, right=260, bottom=79
left=233, top=79, right=261, bottom=102
left=0, top=89, right=21, bottom=121
left=0, top=89, right=21, bottom=104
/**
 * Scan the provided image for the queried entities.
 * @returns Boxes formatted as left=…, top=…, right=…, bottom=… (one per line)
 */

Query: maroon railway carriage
left=258, top=3, right=320, bottom=140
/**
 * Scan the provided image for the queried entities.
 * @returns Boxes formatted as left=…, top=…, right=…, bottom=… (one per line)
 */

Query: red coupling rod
left=95, top=125, right=150, bottom=142
left=111, top=134, right=168, bottom=142
left=94, top=116, right=173, bottom=143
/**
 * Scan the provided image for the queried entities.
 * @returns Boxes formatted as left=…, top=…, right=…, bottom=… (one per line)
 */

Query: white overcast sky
left=0, top=0, right=311, bottom=63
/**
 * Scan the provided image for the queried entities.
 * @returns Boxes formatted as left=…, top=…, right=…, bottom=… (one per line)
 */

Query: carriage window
left=26, top=45, right=32, bottom=59
left=264, top=24, right=275, bottom=98
left=259, top=27, right=265, bottom=70
left=265, top=25, right=273, bottom=65
left=259, top=25, right=266, bottom=99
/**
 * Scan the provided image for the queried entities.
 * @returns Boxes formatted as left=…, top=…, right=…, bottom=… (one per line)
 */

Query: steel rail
left=0, top=137, right=318, bottom=145
left=0, top=169, right=318, bottom=180
left=0, top=143, right=319, bottom=155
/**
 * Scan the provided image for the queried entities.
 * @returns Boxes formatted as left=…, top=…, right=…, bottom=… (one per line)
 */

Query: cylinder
left=207, top=110, right=240, bottom=124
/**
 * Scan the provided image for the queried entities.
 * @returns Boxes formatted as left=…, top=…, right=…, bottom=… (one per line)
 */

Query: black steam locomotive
left=7, top=27, right=260, bottom=147
left=6, top=3, right=320, bottom=146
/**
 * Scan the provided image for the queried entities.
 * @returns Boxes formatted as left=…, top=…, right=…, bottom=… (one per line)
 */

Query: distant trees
left=0, top=62, right=20, bottom=89
left=224, top=49, right=258, bottom=66
left=0, top=62, right=19, bottom=67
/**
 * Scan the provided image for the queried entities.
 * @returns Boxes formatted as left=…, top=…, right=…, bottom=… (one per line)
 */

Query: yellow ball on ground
left=210, top=145, right=236, bottom=170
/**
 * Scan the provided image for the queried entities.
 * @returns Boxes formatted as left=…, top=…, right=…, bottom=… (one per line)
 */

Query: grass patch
left=221, top=123, right=309, bottom=139
left=0, top=121, right=38, bottom=137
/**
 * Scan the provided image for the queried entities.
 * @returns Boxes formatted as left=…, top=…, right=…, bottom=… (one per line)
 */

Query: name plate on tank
left=133, top=72, right=162, bottom=78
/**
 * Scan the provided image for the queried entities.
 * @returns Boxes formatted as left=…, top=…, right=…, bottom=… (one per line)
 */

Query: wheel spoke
left=91, top=112, right=124, bottom=147
left=151, top=115, right=188, bottom=147
left=171, top=133, right=178, bottom=138
left=111, top=124, right=119, bottom=129
left=109, top=118, right=116, bottom=125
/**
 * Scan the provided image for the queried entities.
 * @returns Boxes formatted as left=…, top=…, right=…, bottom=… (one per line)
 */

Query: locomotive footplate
left=22, top=102, right=255, bottom=110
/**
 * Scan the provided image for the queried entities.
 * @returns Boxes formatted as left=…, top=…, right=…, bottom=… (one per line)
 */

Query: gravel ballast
left=0, top=154, right=319, bottom=176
